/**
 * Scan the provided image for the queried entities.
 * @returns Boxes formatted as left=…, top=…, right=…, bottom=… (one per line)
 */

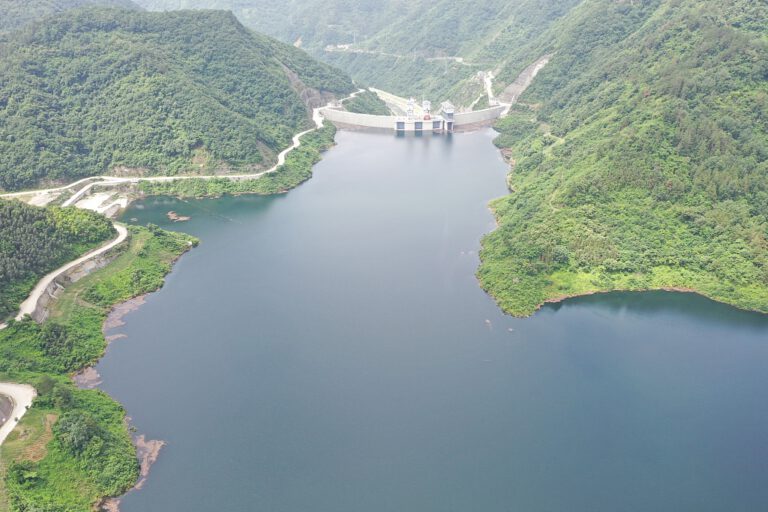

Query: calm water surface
left=100, top=130, right=768, bottom=511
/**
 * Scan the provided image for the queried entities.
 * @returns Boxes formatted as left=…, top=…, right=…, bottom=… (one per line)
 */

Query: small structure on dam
left=441, top=101, right=455, bottom=132
left=394, top=98, right=449, bottom=133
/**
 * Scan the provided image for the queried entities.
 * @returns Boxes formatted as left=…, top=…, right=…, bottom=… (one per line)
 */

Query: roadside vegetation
left=0, top=224, right=197, bottom=510
left=138, top=124, right=338, bottom=198
left=0, top=116, right=332, bottom=510
left=0, top=201, right=115, bottom=321
left=479, top=0, right=768, bottom=316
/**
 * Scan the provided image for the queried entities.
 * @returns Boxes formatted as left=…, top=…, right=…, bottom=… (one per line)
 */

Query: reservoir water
left=101, top=130, right=768, bottom=511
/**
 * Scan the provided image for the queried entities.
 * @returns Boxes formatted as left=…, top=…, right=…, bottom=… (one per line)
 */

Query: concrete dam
left=320, top=96, right=506, bottom=133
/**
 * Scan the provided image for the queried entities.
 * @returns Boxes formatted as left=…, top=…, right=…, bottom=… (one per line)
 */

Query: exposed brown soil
left=542, top=286, right=699, bottom=308
left=103, top=296, right=146, bottom=332
left=20, top=414, right=57, bottom=462
left=95, top=292, right=170, bottom=511
left=134, top=435, right=165, bottom=490
left=73, top=367, right=103, bottom=389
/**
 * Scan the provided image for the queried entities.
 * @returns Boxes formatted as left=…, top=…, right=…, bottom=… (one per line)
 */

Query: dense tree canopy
left=1, top=224, right=197, bottom=510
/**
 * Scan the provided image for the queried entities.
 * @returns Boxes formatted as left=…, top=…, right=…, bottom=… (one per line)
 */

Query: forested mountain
left=480, top=0, right=768, bottom=316
left=0, top=8, right=353, bottom=191
left=0, top=0, right=141, bottom=34
left=0, top=200, right=115, bottom=320
left=132, top=0, right=582, bottom=103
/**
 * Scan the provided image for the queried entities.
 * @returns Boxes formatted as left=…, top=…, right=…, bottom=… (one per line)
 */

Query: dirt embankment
left=498, top=55, right=552, bottom=104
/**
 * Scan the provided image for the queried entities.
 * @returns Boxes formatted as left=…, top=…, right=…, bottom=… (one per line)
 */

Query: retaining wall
left=32, top=237, right=128, bottom=322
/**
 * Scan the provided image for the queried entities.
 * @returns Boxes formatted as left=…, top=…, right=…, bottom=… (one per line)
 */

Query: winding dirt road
left=2, top=90, right=365, bottom=210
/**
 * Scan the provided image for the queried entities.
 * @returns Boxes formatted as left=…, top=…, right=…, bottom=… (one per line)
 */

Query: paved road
left=0, top=90, right=363, bottom=447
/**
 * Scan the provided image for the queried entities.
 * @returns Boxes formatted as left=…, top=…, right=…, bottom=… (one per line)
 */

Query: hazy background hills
left=131, top=0, right=583, bottom=103
left=0, top=1, right=767, bottom=510
left=0, top=0, right=142, bottom=33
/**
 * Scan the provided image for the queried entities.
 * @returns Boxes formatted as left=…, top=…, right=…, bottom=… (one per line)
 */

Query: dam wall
left=320, top=108, right=395, bottom=129
left=453, top=106, right=506, bottom=126
left=320, top=105, right=506, bottom=131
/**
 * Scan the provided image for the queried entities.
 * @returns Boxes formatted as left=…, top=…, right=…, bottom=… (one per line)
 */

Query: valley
left=0, top=1, right=766, bottom=510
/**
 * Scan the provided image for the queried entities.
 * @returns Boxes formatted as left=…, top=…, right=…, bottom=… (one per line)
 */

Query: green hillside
left=0, top=8, right=353, bottom=191
left=0, top=0, right=141, bottom=34
left=479, top=0, right=768, bottom=316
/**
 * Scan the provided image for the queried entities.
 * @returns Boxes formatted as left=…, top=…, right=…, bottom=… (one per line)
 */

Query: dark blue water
left=100, top=130, right=768, bottom=512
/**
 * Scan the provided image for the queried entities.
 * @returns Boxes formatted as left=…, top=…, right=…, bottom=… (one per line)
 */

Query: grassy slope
left=479, top=0, right=768, bottom=316
left=0, top=112, right=339, bottom=510
left=0, top=225, right=197, bottom=510
left=0, top=8, right=352, bottom=191
left=0, top=113, right=338, bottom=507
